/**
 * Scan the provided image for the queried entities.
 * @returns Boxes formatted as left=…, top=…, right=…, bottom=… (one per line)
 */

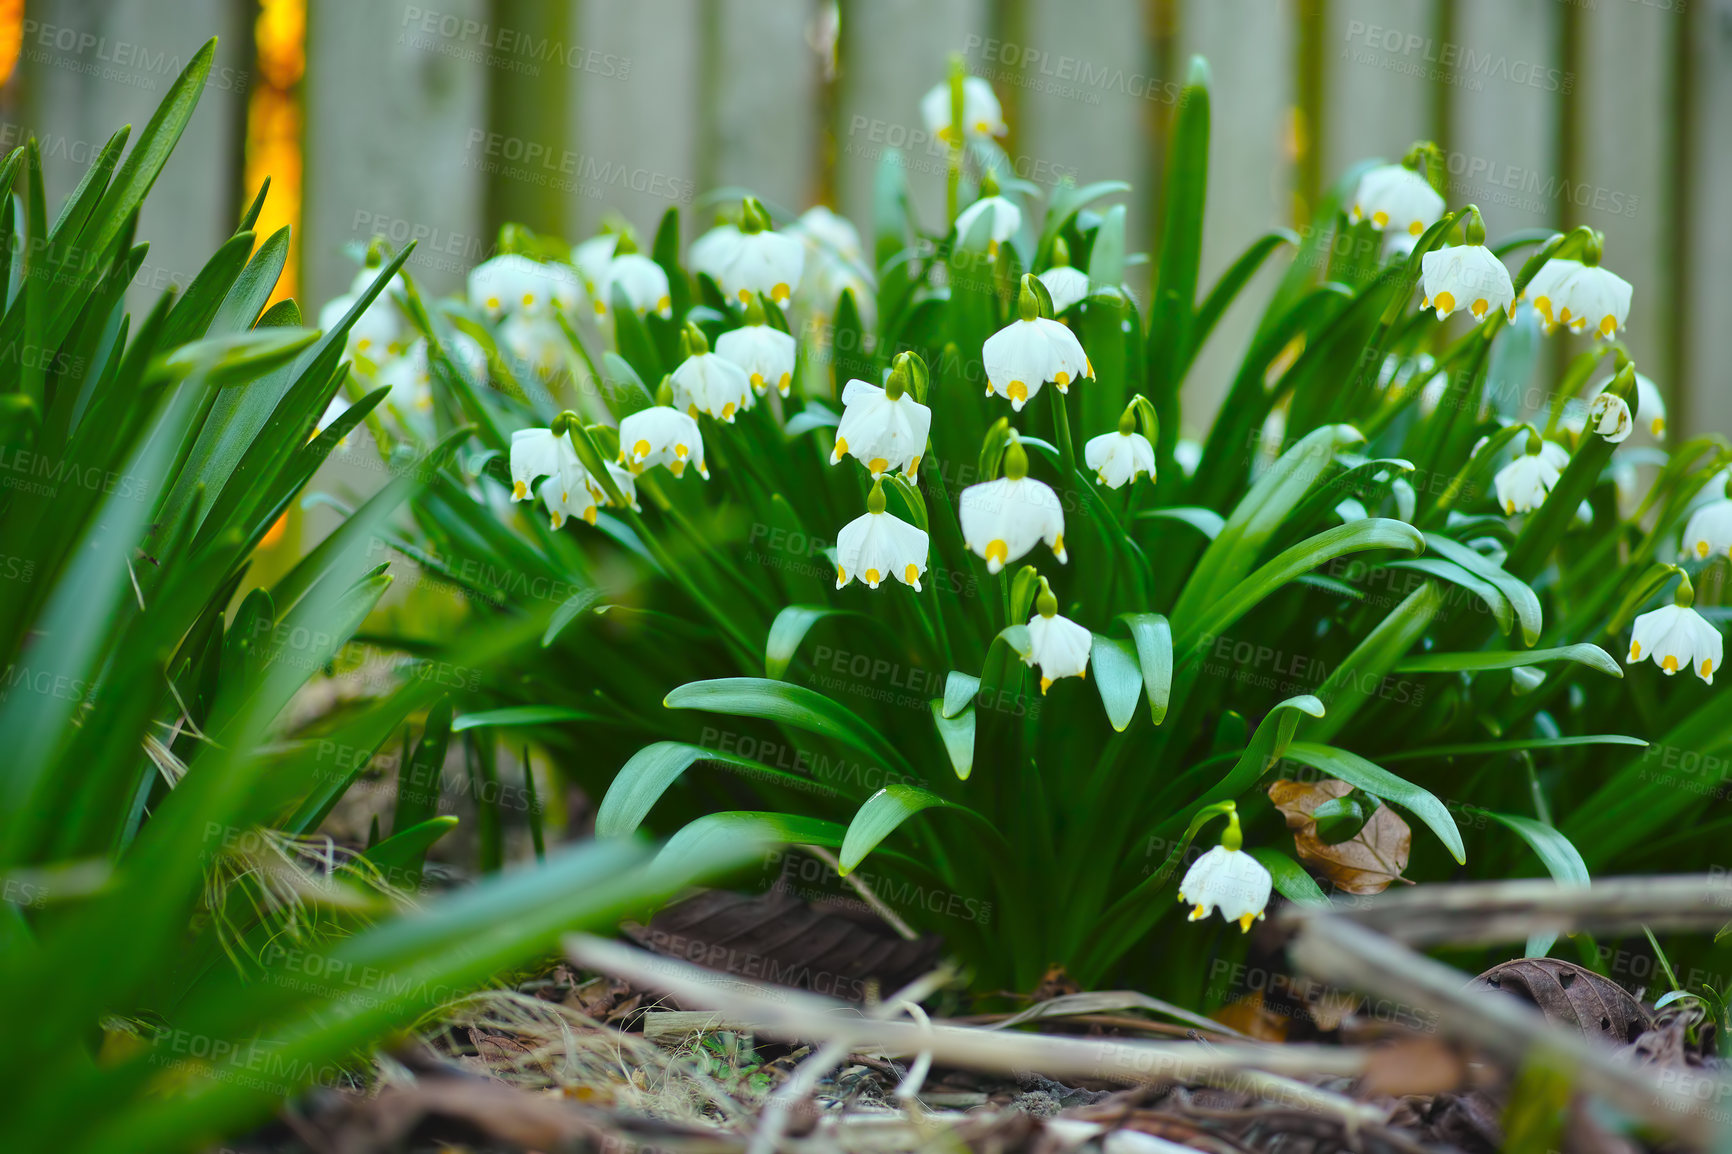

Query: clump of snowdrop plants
left=331, top=58, right=1730, bottom=993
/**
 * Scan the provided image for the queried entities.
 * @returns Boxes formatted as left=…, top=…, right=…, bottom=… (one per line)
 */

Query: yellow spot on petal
left=1371, top=210, right=1389, bottom=228
left=721, top=402, right=737, bottom=420
left=865, top=567, right=881, bottom=586
left=1434, top=291, right=1456, bottom=316
left=1534, top=295, right=1554, bottom=324
left=974, top=119, right=990, bottom=134
left=1558, top=306, right=1573, bottom=324
left=909, top=455, right=922, bottom=475
left=868, top=457, right=889, bottom=475
left=1040, top=676, right=1052, bottom=695
left=550, top=512, right=565, bottom=529
left=357, top=338, right=372, bottom=353
left=1238, top=912, right=1257, bottom=932
left=633, top=438, right=652, bottom=459
left=1600, top=315, right=1617, bottom=337
left=1187, top=904, right=1208, bottom=922
left=772, top=282, right=791, bottom=303
left=669, top=459, right=686, bottom=477
left=1653, top=417, right=1666, bottom=437
left=583, top=505, right=597, bottom=525
left=737, top=288, right=751, bottom=303
left=1471, top=298, right=1489, bottom=318
left=655, top=295, right=671, bottom=314
left=1698, top=540, right=1710, bottom=559
left=1007, top=380, right=1028, bottom=403
left=750, top=372, right=764, bottom=391
left=1629, top=642, right=1641, bottom=661
left=593, top=299, right=607, bottom=315
left=904, top=563, right=920, bottom=584
left=1055, top=371, right=1070, bottom=387
left=837, top=564, right=847, bottom=584
left=1704, top=659, right=1716, bottom=678
left=985, top=540, right=1009, bottom=566
left=522, top=292, right=536, bottom=308
left=512, top=480, right=527, bottom=499
left=834, top=436, right=848, bottom=457
left=1408, top=220, right=1424, bottom=236
left=486, top=295, right=500, bottom=311
left=1052, top=532, right=1066, bottom=559
left=778, top=373, right=791, bottom=395
left=674, top=443, right=689, bottom=459
left=1663, top=655, right=1679, bottom=673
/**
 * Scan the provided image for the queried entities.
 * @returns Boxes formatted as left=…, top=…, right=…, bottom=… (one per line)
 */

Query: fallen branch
left=565, top=934, right=1385, bottom=1127
left=1288, top=912, right=1731, bottom=1146
left=1278, top=874, right=1732, bottom=947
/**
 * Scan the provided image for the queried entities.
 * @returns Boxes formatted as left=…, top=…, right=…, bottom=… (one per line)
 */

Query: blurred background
left=4, top=0, right=1728, bottom=438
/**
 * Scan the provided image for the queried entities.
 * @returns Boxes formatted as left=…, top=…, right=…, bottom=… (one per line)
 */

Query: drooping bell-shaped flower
left=1683, top=493, right=1732, bottom=562
left=619, top=380, right=709, bottom=479
left=836, top=477, right=929, bottom=592
left=919, top=74, right=1006, bottom=144
left=716, top=294, right=797, bottom=396
left=1038, top=237, right=1093, bottom=314
left=1084, top=402, right=1157, bottom=490
left=1349, top=162, right=1444, bottom=239
left=1628, top=573, right=1722, bottom=685
left=1522, top=245, right=1632, bottom=338
left=670, top=322, right=754, bottom=422
left=1023, top=576, right=1090, bottom=694
left=831, top=357, right=932, bottom=479
left=319, top=291, right=407, bottom=364
left=598, top=236, right=673, bottom=319
left=509, top=426, right=592, bottom=515
left=689, top=222, right=744, bottom=286
left=1420, top=212, right=1514, bottom=322
left=1178, top=807, right=1272, bottom=932
left=983, top=275, right=1095, bottom=411
left=952, top=169, right=1020, bottom=257
left=959, top=436, right=1066, bottom=574
left=711, top=198, right=803, bottom=307
left=1493, top=434, right=1570, bottom=516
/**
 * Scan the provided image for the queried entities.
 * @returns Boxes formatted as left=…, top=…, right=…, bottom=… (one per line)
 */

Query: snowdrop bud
left=1018, top=274, right=1042, bottom=322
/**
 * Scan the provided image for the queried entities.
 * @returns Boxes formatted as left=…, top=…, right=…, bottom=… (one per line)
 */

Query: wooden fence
left=9, top=0, right=1730, bottom=434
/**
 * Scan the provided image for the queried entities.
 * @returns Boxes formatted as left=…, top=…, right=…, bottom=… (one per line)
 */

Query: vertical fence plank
left=1013, top=0, right=1151, bottom=253
left=833, top=0, right=989, bottom=236
left=1442, top=0, right=1563, bottom=236
left=1324, top=0, right=1437, bottom=184
left=1176, top=0, right=1293, bottom=431
left=703, top=0, right=821, bottom=220
left=1679, top=0, right=1732, bottom=436
left=16, top=0, right=249, bottom=304
left=1575, top=0, right=1673, bottom=393
left=570, top=0, right=701, bottom=244
left=304, top=0, right=489, bottom=305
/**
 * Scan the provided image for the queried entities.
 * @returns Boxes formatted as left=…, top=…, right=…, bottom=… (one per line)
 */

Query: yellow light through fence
left=245, top=0, right=305, bottom=307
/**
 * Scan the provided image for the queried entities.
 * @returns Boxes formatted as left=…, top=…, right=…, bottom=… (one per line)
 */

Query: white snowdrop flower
left=670, top=324, right=754, bottom=422
left=538, top=472, right=598, bottom=530
left=597, top=461, right=641, bottom=512
left=919, top=75, right=1006, bottom=143
left=1349, top=164, right=1444, bottom=238
left=793, top=206, right=873, bottom=314
left=599, top=250, right=673, bottom=319
left=1023, top=577, right=1090, bottom=694
left=571, top=234, right=619, bottom=296
left=319, top=292, right=406, bottom=363
left=1629, top=589, right=1722, bottom=685
left=1587, top=391, right=1633, bottom=443
left=830, top=364, right=931, bottom=479
left=1589, top=370, right=1666, bottom=439
left=983, top=276, right=1095, bottom=411
left=1683, top=499, right=1732, bottom=562
left=510, top=427, right=589, bottom=508
left=959, top=438, right=1065, bottom=573
left=710, top=198, right=803, bottom=307
left=1420, top=244, right=1514, bottom=323
left=1084, top=424, right=1156, bottom=490
left=793, top=205, right=865, bottom=266
left=689, top=223, right=743, bottom=285
left=497, top=313, right=566, bottom=380
left=1179, top=843, right=1272, bottom=932
left=619, top=402, right=708, bottom=479
left=953, top=188, right=1021, bottom=257
left=1493, top=438, right=1569, bottom=516
left=835, top=480, right=929, bottom=592
left=1522, top=257, right=1631, bottom=338
left=716, top=297, right=797, bottom=396
left=467, top=254, right=555, bottom=320
left=1040, top=265, right=1093, bottom=314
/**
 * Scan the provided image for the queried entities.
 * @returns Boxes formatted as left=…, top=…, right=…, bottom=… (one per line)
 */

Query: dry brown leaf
left=1356, top=1036, right=1466, bottom=1097
left=1470, top=958, right=1650, bottom=1046
left=1268, top=778, right=1411, bottom=895
left=1211, top=990, right=1289, bottom=1041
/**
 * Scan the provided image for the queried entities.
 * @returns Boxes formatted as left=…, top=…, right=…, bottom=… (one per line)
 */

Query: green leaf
left=1395, top=644, right=1621, bottom=677
left=1483, top=811, right=1589, bottom=956
left=1423, top=532, right=1542, bottom=646
left=1135, top=506, right=1224, bottom=539
left=1248, top=847, right=1331, bottom=908
left=541, top=585, right=604, bottom=647
left=1189, top=695, right=1325, bottom=814
left=1377, top=735, right=1647, bottom=762
left=452, top=706, right=609, bottom=732
left=764, top=607, right=848, bottom=680
left=1280, top=743, right=1466, bottom=864
left=1119, top=612, right=1172, bottom=724
left=1090, top=634, right=1142, bottom=733
left=392, top=698, right=453, bottom=836
left=942, top=671, right=981, bottom=719
left=360, top=816, right=459, bottom=880
left=840, top=783, right=963, bottom=874
left=596, top=742, right=843, bottom=838
left=656, top=812, right=843, bottom=874
left=930, top=700, right=976, bottom=780
left=1040, top=180, right=1131, bottom=262
left=1384, top=557, right=1514, bottom=636
left=663, top=677, right=910, bottom=773
left=1085, top=203, right=1127, bottom=289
